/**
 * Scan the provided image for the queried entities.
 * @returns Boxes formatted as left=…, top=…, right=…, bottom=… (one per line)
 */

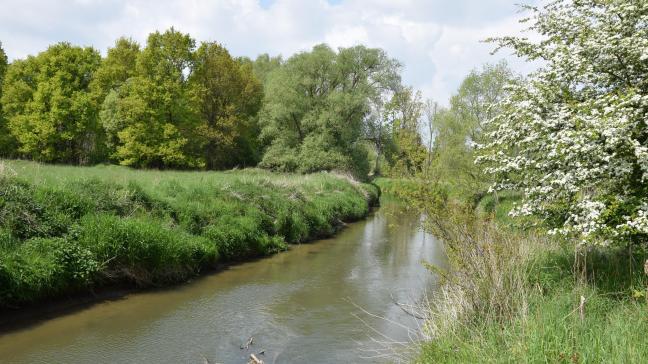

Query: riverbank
left=375, top=179, right=648, bottom=363
left=0, top=197, right=440, bottom=364
left=418, top=216, right=648, bottom=363
left=0, top=160, right=378, bottom=310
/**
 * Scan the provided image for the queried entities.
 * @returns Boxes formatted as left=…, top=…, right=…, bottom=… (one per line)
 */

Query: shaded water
left=0, top=199, right=445, bottom=363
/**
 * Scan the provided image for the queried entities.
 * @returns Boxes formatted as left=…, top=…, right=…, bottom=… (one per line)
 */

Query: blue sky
left=0, top=0, right=538, bottom=104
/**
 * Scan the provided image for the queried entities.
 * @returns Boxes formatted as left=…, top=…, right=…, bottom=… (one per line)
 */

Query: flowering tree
left=478, top=0, right=648, bottom=245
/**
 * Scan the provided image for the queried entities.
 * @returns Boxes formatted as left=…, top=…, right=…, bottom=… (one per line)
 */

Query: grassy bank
left=417, top=215, right=648, bottom=363
left=375, top=179, right=648, bottom=363
left=0, top=160, right=378, bottom=309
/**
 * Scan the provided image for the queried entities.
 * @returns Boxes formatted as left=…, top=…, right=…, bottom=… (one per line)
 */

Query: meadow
left=0, top=160, right=378, bottom=308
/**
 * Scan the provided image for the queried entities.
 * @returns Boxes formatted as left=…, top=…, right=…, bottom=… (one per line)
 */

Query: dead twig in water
left=390, top=293, right=427, bottom=320
left=240, top=336, right=254, bottom=350
left=249, top=353, right=263, bottom=364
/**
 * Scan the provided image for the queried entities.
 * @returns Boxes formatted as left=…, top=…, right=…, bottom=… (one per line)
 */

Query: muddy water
left=0, top=199, right=445, bottom=364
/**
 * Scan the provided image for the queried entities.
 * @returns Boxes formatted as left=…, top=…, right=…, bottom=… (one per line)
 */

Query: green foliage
left=0, top=41, right=15, bottom=157
left=428, top=62, right=514, bottom=200
left=1, top=43, right=102, bottom=163
left=0, top=236, right=100, bottom=304
left=189, top=42, right=263, bottom=169
left=77, top=214, right=217, bottom=285
left=251, top=53, right=283, bottom=85
left=0, top=42, right=6, bottom=86
left=91, top=37, right=140, bottom=98
left=96, top=30, right=265, bottom=170
left=0, top=29, right=270, bottom=170
left=104, top=29, right=201, bottom=169
left=0, top=32, right=412, bottom=175
left=449, top=61, right=513, bottom=146
left=388, top=175, right=648, bottom=363
left=0, top=159, right=376, bottom=307
left=203, top=213, right=283, bottom=261
left=110, top=77, right=202, bottom=168
left=381, top=87, right=427, bottom=176
left=258, top=44, right=400, bottom=179
left=92, top=37, right=141, bottom=159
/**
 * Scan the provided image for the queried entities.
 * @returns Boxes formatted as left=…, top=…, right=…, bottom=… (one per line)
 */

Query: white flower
left=479, top=0, right=648, bottom=245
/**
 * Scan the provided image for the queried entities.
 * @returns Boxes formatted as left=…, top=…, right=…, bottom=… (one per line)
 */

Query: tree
left=450, top=61, right=513, bottom=146
left=0, top=42, right=6, bottom=83
left=91, top=37, right=140, bottom=97
left=1, top=43, right=101, bottom=163
left=105, top=29, right=201, bottom=168
left=0, top=41, right=15, bottom=157
left=92, top=37, right=140, bottom=158
left=432, top=62, right=514, bottom=200
left=423, top=99, right=440, bottom=172
left=479, top=0, right=648, bottom=245
left=383, top=87, right=426, bottom=176
left=363, top=99, right=394, bottom=176
left=251, top=53, right=283, bottom=85
left=189, top=42, right=263, bottom=169
left=258, top=44, right=400, bottom=178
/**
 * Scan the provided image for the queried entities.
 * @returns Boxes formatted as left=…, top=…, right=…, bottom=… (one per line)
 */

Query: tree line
left=0, top=29, right=427, bottom=178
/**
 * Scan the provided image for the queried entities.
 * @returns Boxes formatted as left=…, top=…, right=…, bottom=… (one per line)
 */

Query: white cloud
left=0, top=0, right=539, bottom=104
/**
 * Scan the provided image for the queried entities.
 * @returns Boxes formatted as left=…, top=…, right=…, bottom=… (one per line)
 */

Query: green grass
left=420, top=289, right=648, bottom=363
left=411, top=187, right=648, bottom=364
left=0, top=159, right=378, bottom=308
left=419, top=243, right=648, bottom=363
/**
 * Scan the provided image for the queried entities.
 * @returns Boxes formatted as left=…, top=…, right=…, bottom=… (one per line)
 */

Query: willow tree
left=384, top=87, right=426, bottom=176
left=259, top=44, right=400, bottom=178
left=430, top=62, right=514, bottom=200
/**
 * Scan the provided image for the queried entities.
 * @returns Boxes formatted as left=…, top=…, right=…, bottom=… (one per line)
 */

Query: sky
left=0, top=0, right=539, bottom=104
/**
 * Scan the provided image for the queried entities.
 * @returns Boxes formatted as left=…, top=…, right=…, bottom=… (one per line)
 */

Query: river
left=0, top=199, right=445, bottom=364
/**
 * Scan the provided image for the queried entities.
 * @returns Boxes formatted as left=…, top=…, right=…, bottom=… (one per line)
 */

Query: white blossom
left=480, top=0, right=648, bottom=245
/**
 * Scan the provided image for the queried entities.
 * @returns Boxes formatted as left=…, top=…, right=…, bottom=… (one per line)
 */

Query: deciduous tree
left=0, top=41, right=15, bottom=156
left=479, top=0, right=648, bottom=245
left=259, top=44, right=400, bottom=178
left=1, top=43, right=101, bottom=163
left=189, top=42, right=263, bottom=169
left=106, top=29, right=201, bottom=168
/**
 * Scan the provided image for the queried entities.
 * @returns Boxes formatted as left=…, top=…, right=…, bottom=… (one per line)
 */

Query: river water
left=0, top=199, right=445, bottom=364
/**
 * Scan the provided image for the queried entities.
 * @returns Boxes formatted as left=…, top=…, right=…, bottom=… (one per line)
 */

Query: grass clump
left=0, top=159, right=378, bottom=308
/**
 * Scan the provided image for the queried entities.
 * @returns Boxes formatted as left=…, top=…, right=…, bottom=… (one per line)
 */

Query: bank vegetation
left=0, top=160, right=377, bottom=308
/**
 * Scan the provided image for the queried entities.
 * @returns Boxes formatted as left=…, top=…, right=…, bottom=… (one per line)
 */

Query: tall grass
left=413, top=199, right=648, bottom=363
left=0, top=159, right=378, bottom=308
